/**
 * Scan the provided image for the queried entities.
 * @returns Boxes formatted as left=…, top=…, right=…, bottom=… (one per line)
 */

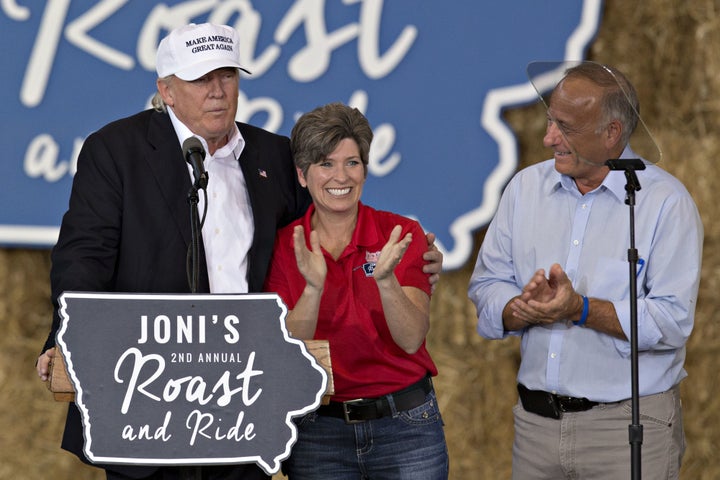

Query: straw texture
left=3, top=1, right=719, bottom=478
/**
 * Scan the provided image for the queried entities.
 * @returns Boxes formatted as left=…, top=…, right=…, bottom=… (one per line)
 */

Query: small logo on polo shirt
left=361, top=251, right=382, bottom=277
left=361, top=263, right=374, bottom=276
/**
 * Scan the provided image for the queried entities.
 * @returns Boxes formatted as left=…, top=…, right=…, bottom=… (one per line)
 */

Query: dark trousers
left=105, top=465, right=269, bottom=480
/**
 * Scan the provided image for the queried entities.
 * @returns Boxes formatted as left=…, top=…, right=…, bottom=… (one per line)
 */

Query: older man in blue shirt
left=468, top=62, right=702, bottom=479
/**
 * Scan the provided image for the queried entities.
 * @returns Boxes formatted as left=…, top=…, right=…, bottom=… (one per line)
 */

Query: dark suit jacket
left=42, top=109, right=311, bottom=478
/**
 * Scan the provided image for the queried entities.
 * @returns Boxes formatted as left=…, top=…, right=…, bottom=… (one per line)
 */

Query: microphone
left=606, top=158, right=645, bottom=194
left=182, top=137, right=208, bottom=189
left=605, top=158, right=646, bottom=171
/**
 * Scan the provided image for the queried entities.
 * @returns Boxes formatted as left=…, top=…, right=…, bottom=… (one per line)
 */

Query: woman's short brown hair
left=290, top=102, right=373, bottom=177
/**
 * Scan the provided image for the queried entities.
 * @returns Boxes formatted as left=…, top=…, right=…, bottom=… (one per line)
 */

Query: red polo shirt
left=264, top=202, right=437, bottom=401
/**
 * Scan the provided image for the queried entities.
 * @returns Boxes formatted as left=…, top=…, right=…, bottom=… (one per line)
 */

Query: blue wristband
left=573, top=295, right=589, bottom=326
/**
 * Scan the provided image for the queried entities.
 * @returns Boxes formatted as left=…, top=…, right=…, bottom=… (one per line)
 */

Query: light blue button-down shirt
left=468, top=150, right=703, bottom=402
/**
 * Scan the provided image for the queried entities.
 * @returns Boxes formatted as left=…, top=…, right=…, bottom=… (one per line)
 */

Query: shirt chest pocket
left=578, top=257, right=635, bottom=300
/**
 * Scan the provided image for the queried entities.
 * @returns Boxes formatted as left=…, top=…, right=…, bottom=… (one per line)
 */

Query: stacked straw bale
left=2, top=1, right=719, bottom=478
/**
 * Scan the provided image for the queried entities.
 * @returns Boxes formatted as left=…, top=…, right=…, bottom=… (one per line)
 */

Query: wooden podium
left=47, top=340, right=334, bottom=404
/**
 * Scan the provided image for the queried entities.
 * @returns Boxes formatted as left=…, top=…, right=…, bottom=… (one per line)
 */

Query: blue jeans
left=284, top=390, right=449, bottom=480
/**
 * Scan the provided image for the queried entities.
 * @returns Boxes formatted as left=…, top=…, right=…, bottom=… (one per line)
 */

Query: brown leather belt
left=518, top=383, right=598, bottom=419
left=317, top=375, right=433, bottom=424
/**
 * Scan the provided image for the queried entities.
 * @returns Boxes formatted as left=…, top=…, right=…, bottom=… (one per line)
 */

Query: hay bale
left=4, top=1, right=720, bottom=478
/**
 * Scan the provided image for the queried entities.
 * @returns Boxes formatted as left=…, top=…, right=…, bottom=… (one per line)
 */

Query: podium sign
left=56, top=292, right=327, bottom=476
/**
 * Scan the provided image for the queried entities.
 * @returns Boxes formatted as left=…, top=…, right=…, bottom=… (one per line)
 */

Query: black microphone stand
left=186, top=183, right=205, bottom=293
left=184, top=184, right=205, bottom=480
left=606, top=158, right=645, bottom=480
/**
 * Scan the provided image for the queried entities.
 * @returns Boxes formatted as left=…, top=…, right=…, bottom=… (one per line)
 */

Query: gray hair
left=151, top=76, right=174, bottom=112
left=561, top=62, right=639, bottom=146
left=151, top=91, right=167, bottom=112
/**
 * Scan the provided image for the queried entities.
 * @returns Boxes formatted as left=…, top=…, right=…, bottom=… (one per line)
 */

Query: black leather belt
left=317, top=375, right=433, bottom=424
left=518, top=383, right=598, bottom=419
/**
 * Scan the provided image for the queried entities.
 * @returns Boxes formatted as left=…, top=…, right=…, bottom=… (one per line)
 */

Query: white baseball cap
left=156, top=23, right=251, bottom=81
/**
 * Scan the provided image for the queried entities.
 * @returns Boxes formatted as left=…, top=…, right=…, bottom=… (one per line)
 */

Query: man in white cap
left=36, top=22, right=442, bottom=480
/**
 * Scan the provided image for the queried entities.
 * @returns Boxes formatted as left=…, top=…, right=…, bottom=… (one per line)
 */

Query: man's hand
left=36, top=348, right=56, bottom=382
left=510, top=264, right=583, bottom=326
left=504, top=264, right=624, bottom=337
left=519, top=268, right=553, bottom=303
left=423, top=232, right=443, bottom=291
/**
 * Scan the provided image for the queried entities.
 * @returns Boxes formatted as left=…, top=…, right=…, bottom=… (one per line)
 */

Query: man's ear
left=156, top=78, right=174, bottom=107
left=605, top=119, right=623, bottom=149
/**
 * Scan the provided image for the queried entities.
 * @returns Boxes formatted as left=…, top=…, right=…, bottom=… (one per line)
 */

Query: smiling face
left=543, top=76, right=620, bottom=193
left=157, top=67, right=239, bottom=155
left=297, top=137, right=366, bottom=218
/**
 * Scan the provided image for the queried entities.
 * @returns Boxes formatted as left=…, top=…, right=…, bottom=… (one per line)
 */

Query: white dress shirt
left=167, top=108, right=254, bottom=293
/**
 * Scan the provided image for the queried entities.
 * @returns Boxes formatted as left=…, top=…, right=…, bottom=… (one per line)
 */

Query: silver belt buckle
left=342, top=398, right=367, bottom=424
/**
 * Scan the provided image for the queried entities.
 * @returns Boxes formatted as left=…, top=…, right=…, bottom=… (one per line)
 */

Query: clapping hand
left=292, top=225, right=327, bottom=292
left=374, top=225, right=412, bottom=282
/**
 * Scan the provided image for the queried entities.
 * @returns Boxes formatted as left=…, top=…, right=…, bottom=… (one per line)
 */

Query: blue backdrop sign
left=1, top=0, right=604, bottom=269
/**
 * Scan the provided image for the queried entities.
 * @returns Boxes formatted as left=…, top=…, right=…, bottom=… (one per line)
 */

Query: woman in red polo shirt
left=263, top=102, right=448, bottom=480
